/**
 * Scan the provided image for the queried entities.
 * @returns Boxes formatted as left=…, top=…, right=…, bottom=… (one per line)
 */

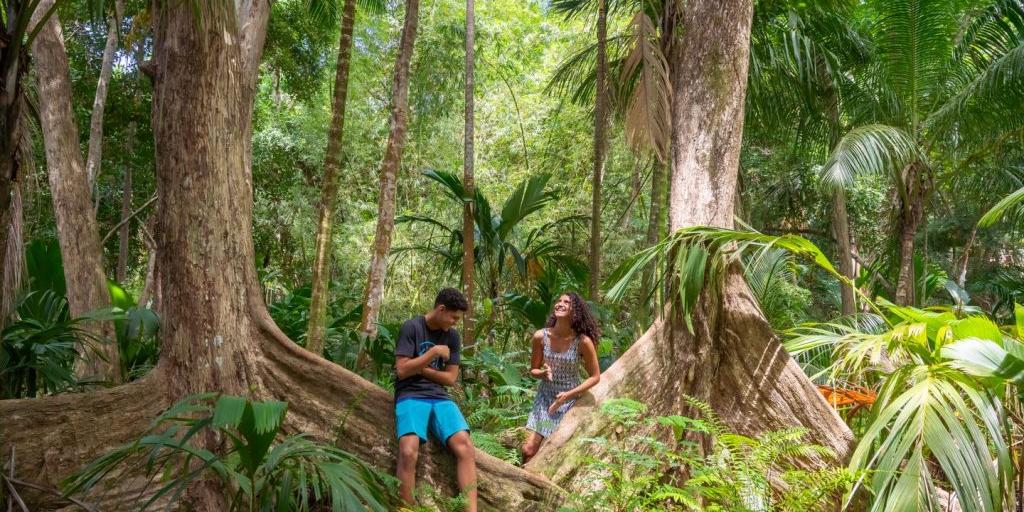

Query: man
left=394, top=288, right=477, bottom=511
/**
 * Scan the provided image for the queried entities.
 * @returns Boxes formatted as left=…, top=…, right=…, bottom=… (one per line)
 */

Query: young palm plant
left=396, top=169, right=586, bottom=316
left=0, top=290, right=110, bottom=398
left=64, top=393, right=395, bottom=511
left=785, top=302, right=1023, bottom=511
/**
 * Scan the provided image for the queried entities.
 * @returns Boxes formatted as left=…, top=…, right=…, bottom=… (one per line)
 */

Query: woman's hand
left=530, top=363, right=553, bottom=381
left=547, top=391, right=572, bottom=415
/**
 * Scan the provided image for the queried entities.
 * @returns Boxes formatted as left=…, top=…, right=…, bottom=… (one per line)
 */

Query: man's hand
left=430, top=345, right=451, bottom=361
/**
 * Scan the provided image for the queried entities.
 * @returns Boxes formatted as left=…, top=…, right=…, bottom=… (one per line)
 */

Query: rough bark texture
left=895, top=162, right=928, bottom=306
left=528, top=0, right=854, bottom=492
left=462, top=0, right=476, bottom=347
left=31, top=1, right=119, bottom=384
left=588, top=0, right=608, bottom=301
left=307, top=0, right=357, bottom=356
left=642, top=160, right=666, bottom=300
left=358, top=0, right=419, bottom=338
left=85, top=0, right=122, bottom=194
left=832, top=188, right=856, bottom=315
left=1, top=2, right=562, bottom=509
left=0, top=1, right=31, bottom=330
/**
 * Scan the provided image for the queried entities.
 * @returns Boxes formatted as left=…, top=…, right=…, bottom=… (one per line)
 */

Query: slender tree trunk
left=618, top=157, right=643, bottom=229
left=31, top=1, right=119, bottom=384
left=894, top=162, right=927, bottom=306
left=1, top=183, right=24, bottom=328
left=116, top=122, right=135, bottom=283
left=957, top=226, right=977, bottom=287
left=86, top=0, right=123, bottom=203
left=0, top=8, right=30, bottom=315
left=1, top=91, right=31, bottom=329
left=358, top=0, right=420, bottom=338
left=527, top=0, right=853, bottom=491
left=462, top=0, right=476, bottom=347
left=306, top=0, right=357, bottom=356
left=833, top=188, right=856, bottom=315
left=641, top=160, right=666, bottom=291
left=588, top=0, right=609, bottom=301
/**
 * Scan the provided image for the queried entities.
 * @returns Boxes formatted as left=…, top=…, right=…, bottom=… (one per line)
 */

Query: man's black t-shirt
left=394, top=315, right=461, bottom=400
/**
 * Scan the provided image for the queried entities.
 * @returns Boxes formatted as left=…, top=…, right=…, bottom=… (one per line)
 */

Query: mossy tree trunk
left=307, top=0, right=358, bottom=356
left=358, top=0, right=420, bottom=339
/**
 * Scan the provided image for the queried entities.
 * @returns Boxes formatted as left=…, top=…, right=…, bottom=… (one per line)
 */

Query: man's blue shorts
left=395, top=397, right=470, bottom=446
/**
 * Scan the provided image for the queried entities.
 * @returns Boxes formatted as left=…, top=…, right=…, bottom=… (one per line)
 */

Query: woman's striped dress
left=526, top=329, right=582, bottom=437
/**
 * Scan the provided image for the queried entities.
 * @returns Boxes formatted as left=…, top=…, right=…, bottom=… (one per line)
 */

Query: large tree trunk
left=588, top=0, right=608, bottom=301
left=31, top=1, right=119, bottom=384
left=894, top=162, right=927, bottom=306
left=833, top=188, right=856, bottom=315
left=358, top=0, right=419, bottom=338
left=462, top=0, right=476, bottom=347
left=85, top=0, right=123, bottom=200
left=527, top=0, right=853, bottom=492
left=306, top=0, right=357, bottom=356
left=1, top=2, right=560, bottom=510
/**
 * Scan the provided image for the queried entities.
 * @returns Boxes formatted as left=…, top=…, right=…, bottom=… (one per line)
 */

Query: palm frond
left=978, top=185, right=1024, bottom=227
left=848, top=365, right=1008, bottom=512
left=870, top=0, right=961, bottom=123
left=620, top=12, right=670, bottom=162
left=822, top=124, right=917, bottom=187
left=605, top=226, right=844, bottom=331
left=498, top=173, right=555, bottom=238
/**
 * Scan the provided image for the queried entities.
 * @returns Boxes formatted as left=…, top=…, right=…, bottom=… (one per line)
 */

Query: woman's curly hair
left=545, top=292, right=600, bottom=344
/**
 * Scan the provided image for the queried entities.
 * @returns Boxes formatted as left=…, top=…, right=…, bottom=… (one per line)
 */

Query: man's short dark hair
left=434, top=288, right=469, bottom=311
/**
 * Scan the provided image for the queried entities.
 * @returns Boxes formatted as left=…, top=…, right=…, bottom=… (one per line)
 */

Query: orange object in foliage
left=818, top=385, right=877, bottom=416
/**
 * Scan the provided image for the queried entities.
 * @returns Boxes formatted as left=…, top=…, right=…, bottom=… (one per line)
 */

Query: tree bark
left=894, top=162, right=927, bottom=306
left=527, top=0, right=854, bottom=492
left=358, top=0, right=420, bottom=338
left=85, top=0, right=123, bottom=200
left=0, top=2, right=32, bottom=323
left=832, top=188, right=856, bottom=315
left=588, top=0, right=608, bottom=301
left=1, top=182, right=24, bottom=328
left=306, top=0, right=357, bottom=356
left=957, top=226, right=977, bottom=288
left=31, top=1, right=119, bottom=384
left=641, top=159, right=666, bottom=298
left=462, top=0, right=476, bottom=348
left=1, top=2, right=561, bottom=510
left=116, top=122, right=135, bottom=284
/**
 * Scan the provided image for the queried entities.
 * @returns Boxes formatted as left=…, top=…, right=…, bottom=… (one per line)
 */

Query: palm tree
left=820, top=0, right=1024, bottom=306
left=396, top=170, right=586, bottom=335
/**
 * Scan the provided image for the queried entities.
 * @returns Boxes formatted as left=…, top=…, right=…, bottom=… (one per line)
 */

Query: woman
left=522, top=292, right=601, bottom=463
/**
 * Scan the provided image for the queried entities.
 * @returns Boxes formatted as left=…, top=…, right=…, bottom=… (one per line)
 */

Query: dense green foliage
left=3, top=0, right=1024, bottom=510
left=64, top=394, right=396, bottom=511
